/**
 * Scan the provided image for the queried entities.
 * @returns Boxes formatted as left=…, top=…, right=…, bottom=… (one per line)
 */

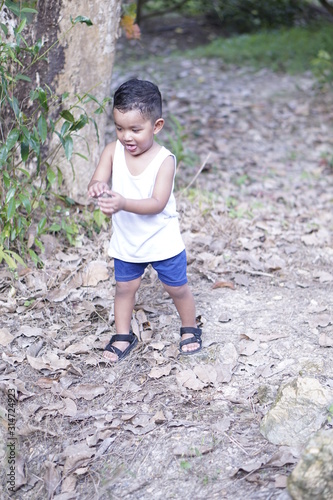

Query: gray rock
left=287, top=429, right=333, bottom=500
left=260, top=377, right=333, bottom=448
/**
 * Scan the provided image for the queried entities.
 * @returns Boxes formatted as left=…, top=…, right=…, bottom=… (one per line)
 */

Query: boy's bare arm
left=88, top=143, right=115, bottom=197
left=97, top=155, right=175, bottom=216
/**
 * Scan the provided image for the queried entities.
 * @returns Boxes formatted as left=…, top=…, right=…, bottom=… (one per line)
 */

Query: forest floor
left=1, top=17, right=333, bottom=500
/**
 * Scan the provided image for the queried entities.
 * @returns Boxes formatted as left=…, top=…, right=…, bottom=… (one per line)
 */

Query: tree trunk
left=37, top=0, right=122, bottom=202
left=318, top=0, right=333, bottom=16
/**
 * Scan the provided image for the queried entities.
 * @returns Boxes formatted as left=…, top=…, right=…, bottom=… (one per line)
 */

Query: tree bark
left=37, top=0, right=122, bottom=202
left=318, top=0, right=333, bottom=16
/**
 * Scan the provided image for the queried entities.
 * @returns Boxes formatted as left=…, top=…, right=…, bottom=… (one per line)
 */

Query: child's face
left=113, top=108, right=163, bottom=156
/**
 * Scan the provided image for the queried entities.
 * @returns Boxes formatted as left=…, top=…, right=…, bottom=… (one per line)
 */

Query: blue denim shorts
left=114, top=249, right=188, bottom=287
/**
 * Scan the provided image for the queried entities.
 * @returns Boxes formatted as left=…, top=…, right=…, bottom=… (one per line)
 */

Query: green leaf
left=60, top=110, right=75, bottom=122
left=21, top=141, right=29, bottom=162
left=70, top=113, right=88, bottom=131
left=20, top=8, right=38, bottom=14
left=16, top=18, right=27, bottom=34
left=72, top=16, right=93, bottom=26
left=37, top=114, right=48, bottom=143
left=6, top=250, right=26, bottom=267
left=56, top=166, right=63, bottom=187
left=46, top=167, right=56, bottom=185
left=37, top=88, right=48, bottom=112
left=64, top=136, right=73, bottom=160
left=48, top=223, right=61, bottom=232
left=93, top=209, right=108, bottom=228
left=15, top=73, right=31, bottom=82
left=90, top=117, right=100, bottom=144
left=18, top=168, right=30, bottom=178
left=65, top=197, right=76, bottom=206
left=5, top=187, right=16, bottom=204
left=6, top=128, right=20, bottom=151
left=34, top=238, right=44, bottom=252
left=60, top=121, right=71, bottom=136
left=74, top=152, right=89, bottom=161
left=5, top=1, right=20, bottom=16
left=33, top=39, right=43, bottom=54
left=1, top=251, right=17, bottom=269
left=37, top=216, right=47, bottom=235
left=2, top=172, right=11, bottom=189
left=0, top=23, right=8, bottom=35
left=19, top=194, right=32, bottom=214
left=0, top=145, right=8, bottom=165
left=28, top=248, right=40, bottom=266
left=6, top=197, right=16, bottom=220
left=9, top=96, right=20, bottom=116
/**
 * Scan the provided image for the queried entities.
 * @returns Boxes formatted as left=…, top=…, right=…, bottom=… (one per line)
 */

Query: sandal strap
left=104, top=331, right=136, bottom=357
left=109, top=332, right=135, bottom=343
left=179, top=337, right=202, bottom=348
left=105, top=344, right=123, bottom=356
left=180, top=327, right=202, bottom=339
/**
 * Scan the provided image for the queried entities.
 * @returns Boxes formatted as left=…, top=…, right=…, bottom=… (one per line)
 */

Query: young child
left=88, top=78, right=202, bottom=362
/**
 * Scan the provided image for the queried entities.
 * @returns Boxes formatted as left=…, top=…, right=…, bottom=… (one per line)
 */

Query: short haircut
left=113, top=79, right=162, bottom=123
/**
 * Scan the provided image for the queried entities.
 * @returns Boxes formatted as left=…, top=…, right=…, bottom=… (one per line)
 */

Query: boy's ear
left=153, top=118, right=164, bottom=135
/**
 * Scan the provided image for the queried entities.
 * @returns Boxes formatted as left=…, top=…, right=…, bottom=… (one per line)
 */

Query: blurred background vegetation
left=126, top=0, right=333, bottom=81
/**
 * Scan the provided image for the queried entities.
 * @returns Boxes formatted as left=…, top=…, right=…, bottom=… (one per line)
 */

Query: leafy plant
left=0, top=2, right=110, bottom=269
left=163, top=115, right=198, bottom=169
left=312, top=49, right=333, bottom=89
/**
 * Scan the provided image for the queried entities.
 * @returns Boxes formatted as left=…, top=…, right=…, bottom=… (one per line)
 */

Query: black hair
left=113, top=79, right=162, bottom=123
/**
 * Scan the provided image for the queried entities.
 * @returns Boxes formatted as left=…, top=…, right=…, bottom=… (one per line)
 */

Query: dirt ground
left=1, top=19, right=333, bottom=500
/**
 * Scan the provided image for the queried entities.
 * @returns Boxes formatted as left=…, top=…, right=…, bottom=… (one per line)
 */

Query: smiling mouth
left=125, top=144, right=137, bottom=153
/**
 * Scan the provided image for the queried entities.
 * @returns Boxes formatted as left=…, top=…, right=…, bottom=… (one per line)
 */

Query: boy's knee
left=116, top=278, right=141, bottom=295
left=163, top=282, right=188, bottom=299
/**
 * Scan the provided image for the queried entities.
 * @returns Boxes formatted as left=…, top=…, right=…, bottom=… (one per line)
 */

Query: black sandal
left=104, top=332, right=138, bottom=361
left=179, top=327, right=202, bottom=355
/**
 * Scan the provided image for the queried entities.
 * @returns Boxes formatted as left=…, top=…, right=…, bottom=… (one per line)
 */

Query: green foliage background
left=0, top=2, right=109, bottom=269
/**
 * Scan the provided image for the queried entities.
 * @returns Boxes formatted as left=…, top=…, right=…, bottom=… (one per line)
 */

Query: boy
left=88, top=79, right=202, bottom=362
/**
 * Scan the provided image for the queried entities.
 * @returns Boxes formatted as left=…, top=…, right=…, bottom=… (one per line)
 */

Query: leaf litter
left=1, top=32, right=333, bottom=500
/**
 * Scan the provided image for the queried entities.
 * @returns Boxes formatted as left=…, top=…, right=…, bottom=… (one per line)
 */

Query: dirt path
left=1, top=31, right=333, bottom=500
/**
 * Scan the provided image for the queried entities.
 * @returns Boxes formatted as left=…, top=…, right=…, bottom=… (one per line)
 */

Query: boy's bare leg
left=103, top=277, right=141, bottom=361
left=162, top=283, right=200, bottom=353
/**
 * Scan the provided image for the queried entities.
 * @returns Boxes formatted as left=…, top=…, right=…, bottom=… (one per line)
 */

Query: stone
left=260, top=377, right=333, bottom=448
left=287, top=429, right=333, bottom=500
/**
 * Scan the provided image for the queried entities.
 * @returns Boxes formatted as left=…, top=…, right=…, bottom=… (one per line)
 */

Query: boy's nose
left=123, top=130, right=132, bottom=141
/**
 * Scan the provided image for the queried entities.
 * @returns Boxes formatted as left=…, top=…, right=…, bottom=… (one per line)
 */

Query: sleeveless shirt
left=108, top=140, right=185, bottom=263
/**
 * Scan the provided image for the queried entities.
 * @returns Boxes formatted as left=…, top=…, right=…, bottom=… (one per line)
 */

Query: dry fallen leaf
left=212, top=281, right=235, bottom=290
left=152, top=410, right=167, bottom=424
left=27, top=353, right=72, bottom=372
left=44, top=460, right=61, bottom=498
left=319, top=333, right=333, bottom=347
left=19, top=325, right=44, bottom=337
left=70, top=383, right=106, bottom=400
left=238, top=339, right=260, bottom=356
left=0, top=328, right=14, bottom=346
left=59, top=397, right=77, bottom=417
left=148, top=363, right=172, bottom=379
left=82, top=260, right=109, bottom=286
left=193, top=364, right=217, bottom=384
left=176, top=369, right=205, bottom=390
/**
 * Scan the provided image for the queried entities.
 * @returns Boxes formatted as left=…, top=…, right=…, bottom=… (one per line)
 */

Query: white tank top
left=108, top=140, right=185, bottom=263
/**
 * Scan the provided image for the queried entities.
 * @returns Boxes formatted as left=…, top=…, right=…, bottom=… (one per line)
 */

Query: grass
left=179, top=22, right=333, bottom=74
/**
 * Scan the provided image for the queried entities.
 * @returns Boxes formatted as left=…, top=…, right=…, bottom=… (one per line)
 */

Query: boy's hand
left=88, top=181, right=110, bottom=199
left=97, top=191, right=125, bottom=215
